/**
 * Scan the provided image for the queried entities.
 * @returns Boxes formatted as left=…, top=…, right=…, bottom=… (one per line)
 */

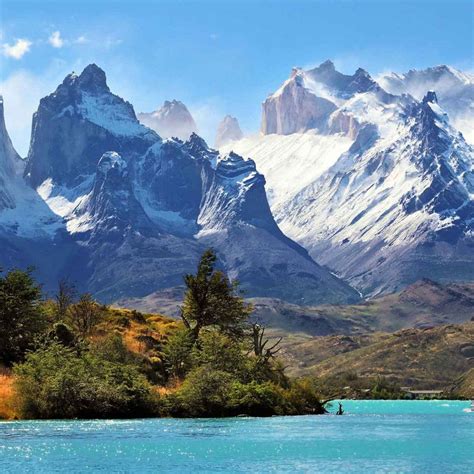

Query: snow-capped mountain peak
left=379, top=64, right=474, bottom=144
left=74, top=63, right=109, bottom=93
left=228, top=61, right=474, bottom=296
left=215, top=115, right=243, bottom=148
left=25, top=64, right=158, bottom=188
left=261, top=60, right=395, bottom=136
left=138, top=99, right=197, bottom=140
left=6, top=64, right=361, bottom=305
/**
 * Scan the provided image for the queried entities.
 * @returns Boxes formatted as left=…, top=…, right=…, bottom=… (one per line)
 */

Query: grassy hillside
left=280, top=322, right=474, bottom=393
left=0, top=306, right=178, bottom=419
left=93, top=306, right=178, bottom=357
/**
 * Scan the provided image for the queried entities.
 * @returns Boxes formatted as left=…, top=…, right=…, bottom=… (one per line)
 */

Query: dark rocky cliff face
left=25, top=64, right=158, bottom=188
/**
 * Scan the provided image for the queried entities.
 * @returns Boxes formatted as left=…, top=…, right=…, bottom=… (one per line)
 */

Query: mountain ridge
left=0, top=64, right=360, bottom=306
left=225, top=60, right=474, bottom=296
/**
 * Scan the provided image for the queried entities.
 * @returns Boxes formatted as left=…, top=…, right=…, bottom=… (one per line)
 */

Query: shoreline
left=1, top=399, right=471, bottom=422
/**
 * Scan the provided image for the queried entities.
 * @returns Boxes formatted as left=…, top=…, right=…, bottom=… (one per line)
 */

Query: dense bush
left=228, top=381, right=287, bottom=416
left=191, top=331, right=248, bottom=377
left=14, top=342, right=157, bottom=419
left=162, top=367, right=326, bottom=418
left=165, top=367, right=236, bottom=417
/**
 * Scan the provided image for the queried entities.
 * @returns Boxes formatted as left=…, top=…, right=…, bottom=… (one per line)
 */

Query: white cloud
left=104, top=37, right=123, bottom=49
left=75, top=35, right=89, bottom=44
left=48, top=31, right=64, bottom=48
left=2, top=38, right=32, bottom=59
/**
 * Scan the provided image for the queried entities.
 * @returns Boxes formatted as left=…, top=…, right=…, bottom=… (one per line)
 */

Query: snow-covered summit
left=261, top=60, right=395, bottom=135
left=215, top=115, right=243, bottom=148
left=25, top=64, right=158, bottom=188
left=229, top=61, right=474, bottom=296
left=379, top=65, right=474, bottom=143
left=138, top=99, right=197, bottom=141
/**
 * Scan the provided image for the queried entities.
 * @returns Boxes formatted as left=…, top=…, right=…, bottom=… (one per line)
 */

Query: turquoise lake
left=0, top=400, right=472, bottom=473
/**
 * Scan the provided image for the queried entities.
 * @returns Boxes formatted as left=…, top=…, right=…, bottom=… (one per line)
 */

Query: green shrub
left=14, top=342, right=157, bottom=419
left=165, top=367, right=235, bottom=417
left=48, top=322, right=77, bottom=347
left=229, top=381, right=285, bottom=416
left=282, top=378, right=328, bottom=415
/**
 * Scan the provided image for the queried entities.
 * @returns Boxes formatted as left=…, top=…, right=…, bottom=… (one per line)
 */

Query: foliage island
left=0, top=250, right=328, bottom=419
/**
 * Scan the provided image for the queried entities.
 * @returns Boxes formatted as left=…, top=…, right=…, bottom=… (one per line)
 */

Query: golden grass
left=88, top=305, right=180, bottom=357
left=0, top=370, right=16, bottom=420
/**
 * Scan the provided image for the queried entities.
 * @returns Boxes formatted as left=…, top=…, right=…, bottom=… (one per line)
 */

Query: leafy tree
left=0, top=269, right=46, bottom=365
left=68, top=293, right=103, bottom=337
left=162, top=327, right=194, bottom=379
left=192, top=330, right=247, bottom=377
left=181, top=249, right=252, bottom=339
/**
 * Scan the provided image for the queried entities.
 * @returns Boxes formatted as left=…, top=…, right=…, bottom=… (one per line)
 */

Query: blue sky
left=1, top=0, right=473, bottom=155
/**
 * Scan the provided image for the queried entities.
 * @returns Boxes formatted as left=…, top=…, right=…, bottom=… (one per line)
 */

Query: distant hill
left=252, top=279, right=474, bottom=336
left=280, top=322, right=474, bottom=392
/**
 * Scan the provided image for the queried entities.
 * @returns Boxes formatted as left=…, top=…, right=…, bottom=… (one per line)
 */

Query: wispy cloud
left=104, top=37, right=123, bottom=49
left=2, top=38, right=32, bottom=59
left=48, top=31, right=64, bottom=48
left=74, top=35, right=89, bottom=44
left=188, top=98, right=225, bottom=146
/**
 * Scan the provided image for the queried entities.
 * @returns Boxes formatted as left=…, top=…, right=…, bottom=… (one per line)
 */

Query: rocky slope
left=3, top=64, right=359, bottom=305
left=448, top=368, right=474, bottom=398
left=138, top=100, right=197, bottom=141
left=226, top=61, right=474, bottom=296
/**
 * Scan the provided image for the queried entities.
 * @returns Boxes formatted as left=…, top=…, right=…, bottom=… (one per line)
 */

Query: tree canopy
left=0, top=269, right=45, bottom=365
left=181, top=249, right=252, bottom=339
